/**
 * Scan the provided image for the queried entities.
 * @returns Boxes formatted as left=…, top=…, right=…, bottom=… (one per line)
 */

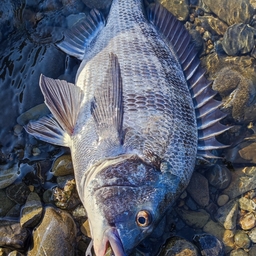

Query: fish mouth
left=96, top=227, right=126, bottom=256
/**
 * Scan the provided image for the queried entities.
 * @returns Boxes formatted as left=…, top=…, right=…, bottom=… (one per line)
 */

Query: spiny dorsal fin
left=147, top=3, right=230, bottom=158
left=91, top=53, right=124, bottom=146
left=57, top=9, right=105, bottom=60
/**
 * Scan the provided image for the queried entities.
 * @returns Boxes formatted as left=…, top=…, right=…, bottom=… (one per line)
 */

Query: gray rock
left=52, top=155, right=74, bottom=176
left=0, top=190, right=16, bottom=217
left=202, top=0, right=254, bottom=25
left=222, top=23, right=256, bottom=56
left=20, top=192, right=43, bottom=228
left=239, top=197, right=256, bottom=212
left=230, top=249, right=249, bottom=256
left=27, top=207, right=76, bottom=256
left=0, top=164, right=19, bottom=190
left=239, top=212, right=256, bottom=230
left=186, top=172, right=209, bottom=207
left=193, top=234, right=225, bottom=256
left=6, top=183, right=30, bottom=205
left=234, top=230, right=251, bottom=249
left=215, top=199, right=238, bottom=230
left=0, top=223, right=29, bottom=249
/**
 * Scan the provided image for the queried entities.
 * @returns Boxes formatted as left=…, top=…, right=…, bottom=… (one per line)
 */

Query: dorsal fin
left=147, top=3, right=230, bottom=158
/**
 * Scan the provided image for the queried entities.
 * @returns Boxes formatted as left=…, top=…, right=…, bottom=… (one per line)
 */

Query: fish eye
left=136, top=210, right=152, bottom=227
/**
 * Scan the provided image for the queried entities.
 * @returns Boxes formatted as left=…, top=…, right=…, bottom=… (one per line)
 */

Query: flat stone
left=0, top=223, right=29, bottom=249
left=6, top=183, right=30, bottom=205
left=27, top=207, right=76, bottom=256
left=20, top=192, right=43, bottom=228
left=186, top=172, right=209, bottom=207
left=239, top=212, right=256, bottom=230
left=215, top=200, right=238, bottom=230
left=52, top=155, right=74, bottom=176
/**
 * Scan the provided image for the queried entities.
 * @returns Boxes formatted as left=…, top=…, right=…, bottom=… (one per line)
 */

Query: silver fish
left=25, top=0, right=229, bottom=255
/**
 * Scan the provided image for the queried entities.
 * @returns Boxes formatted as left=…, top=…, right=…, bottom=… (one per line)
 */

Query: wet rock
left=159, top=0, right=189, bottom=21
left=234, top=230, right=251, bottom=249
left=230, top=249, right=249, bottom=256
left=222, top=24, right=256, bottom=56
left=176, top=208, right=210, bottom=229
left=248, top=227, right=256, bottom=242
left=159, top=237, right=199, bottom=256
left=215, top=199, right=238, bottom=229
left=0, top=223, right=29, bottom=249
left=20, top=192, right=43, bottom=228
left=0, top=190, right=16, bottom=217
left=202, top=0, right=254, bottom=25
left=42, top=189, right=53, bottom=204
left=239, top=212, right=256, bottom=230
left=0, top=164, right=19, bottom=189
left=239, top=197, right=256, bottom=212
left=5, top=205, right=21, bottom=219
left=52, top=155, right=74, bottom=176
left=193, top=233, right=225, bottom=256
left=8, top=251, right=24, bottom=256
left=205, top=165, right=231, bottom=190
left=82, top=0, right=112, bottom=9
left=27, top=207, right=76, bottom=256
left=6, top=183, right=30, bottom=205
left=217, top=194, right=229, bottom=207
left=212, top=67, right=255, bottom=122
left=186, top=172, right=209, bottom=207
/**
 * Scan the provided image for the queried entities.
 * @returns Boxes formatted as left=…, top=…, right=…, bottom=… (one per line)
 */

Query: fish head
left=81, top=154, right=182, bottom=255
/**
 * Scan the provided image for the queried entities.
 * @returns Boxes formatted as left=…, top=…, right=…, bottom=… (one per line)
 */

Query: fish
left=25, top=0, right=229, bottom=255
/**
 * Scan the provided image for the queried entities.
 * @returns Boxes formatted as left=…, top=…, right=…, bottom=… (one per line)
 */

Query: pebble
left=217, top=194, right=229, bottom=206
left=234, top=230, right=251, bottom=249
left=222, top=23, right=256, bottom=56
left=6, top=183, right=31, bottom=205
left=248, top=227, right=256, bottom=242
left=27, top=207, right=76, bottom=256
left=159, top=237, right=199, bottom=256
left=193, top=233, right=225, bottom=256
left=186, top=172, right=209, bottom=207
left=0, top=223, right=29, bottom=249
left=215, top=199, right=238, bottom=229
left=0, top=164, right=19, bottom=189
left=205, top=165, right=231, bottom=190
left=239, top=212, right=256, bottom=230
left=239, top=197, right=256, bottom=212
left=52, top=155, right=74, bottom=176
left=0, top=190, right=16, bottom=217
left=230, top=249, right=249, bottom=256
left=20, top=192, right=43, bottom=228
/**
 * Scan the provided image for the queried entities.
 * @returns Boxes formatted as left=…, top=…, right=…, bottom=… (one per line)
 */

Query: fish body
left=26, top=0, right=228, bottom=255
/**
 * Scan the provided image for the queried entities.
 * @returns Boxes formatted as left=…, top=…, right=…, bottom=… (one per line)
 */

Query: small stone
left=234, top=230, right=251, bottom=249
left=248, top=227, right=256, bottom=242
left=239, top=212, right=256, bottom=230
left=186, top=172, right=209, bottom=207
left=0, top=164, right=19, bottom=189
left=198, top=16, right=228, bottom=36
left=32, top=147, right=40, bottom=156
left=217, top=194, right=229, bottom=206
left=0, top=223, right=29, bottom=249
left=42, top=189, right=53, bottom=204
left=205, top=165, right=231, bottom=190
left=193, top=233, right=225, bottom=256
left=159, top=237, right=199, bottom=256
left=6, top=183, right=30, bottom=205
left=27, top=207, right=76, bottom=256
left=20, top=192, right=43, bottom=228
left=230, top=249, right=249, bottom=256
left=215, top=199, right=238, bottom=229
left=52, top=155, right=74, bottom=176
left=239, top=197, right=256, bottom=212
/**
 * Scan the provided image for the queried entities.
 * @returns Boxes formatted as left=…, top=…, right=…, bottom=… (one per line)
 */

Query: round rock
left=234, top=230, right=251, bottom=249
left=52, top=155, right=74, bottom=176
left=27, top=207, right=77, bottom=256
left=217, top=194, right=229, bottom=207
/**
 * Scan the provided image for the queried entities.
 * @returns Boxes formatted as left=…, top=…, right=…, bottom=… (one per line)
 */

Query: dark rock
left=6, top=183, right=31, bottom=205
left=27, top=207, right=76, bottom=256
left=193, top=233, right=225, bottom=256
left=0, top=190, right=16, bottom=217
left=52, top=155, right=74, bottom=176
left=0, top=223, right=29, bottom=250
left=222, top=23, right=256, bottom=56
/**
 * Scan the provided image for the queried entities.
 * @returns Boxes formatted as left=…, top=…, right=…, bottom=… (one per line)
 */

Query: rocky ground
left=1, top=0, right=256, bottom=255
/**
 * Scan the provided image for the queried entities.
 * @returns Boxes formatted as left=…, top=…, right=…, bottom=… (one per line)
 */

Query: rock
left=217, top=194, right=229, bottom=207
left=239, top=197, right=256, bottom=212
left=205, top=165, right=231, bottom=190
left=27, top=207, right=76, bottom=256
left=7, top=251, right=24, bottom=256
left=249, top=245, right=256, bottom=256
left=214, top=199, right=238, bottom=230
left=239, top=212, right=256, bottom=230
left=81, top=0, right=112, bottom=9
left=0, top=248, right=11, bottom=255
left=52, top=155, right=74, bottom=176
left=230, top=249, right=249, bottom=256
left=248, top=227, right=256, bottom=242
left=212, top=67, right=255, bottom=122
left=186, top=172, right=209, bottom=207
left=176, top=208, right=210, bottom=229
left=0, top=190, right=16, bottom=217
left=5, top=204, right=21, bottom=219
left=81, top=219, right=91, bottom=238
left=158, top=0, right=189, bottom=21
left=238, top=142, right=256, bottom=164
left=234, top=230, right=251, bottom=249
left=20, top=192, right=43, bottom=228
left=0, top=164, right=19, bottom=189
left=159, top=237, right=199, bottom=256
left=193, top=234, right=225, bottom=256
left=222, top=24, right=256, bottom=56
left=6, top=183, right=31, bottom=205
left=0, top=223, right=29, bottom=249
left=202, top=0, right=254, bottom=25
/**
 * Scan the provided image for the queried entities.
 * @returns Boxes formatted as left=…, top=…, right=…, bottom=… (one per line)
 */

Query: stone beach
left=1, top=0, right=256, bottom=255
